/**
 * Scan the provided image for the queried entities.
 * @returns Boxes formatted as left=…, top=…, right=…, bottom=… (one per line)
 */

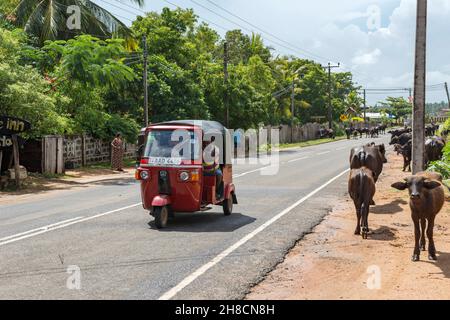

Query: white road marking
left=158, top=168, right=351, bottom=300
left=287, top=156, right=309, bottom=163
left=232, top=166, right=271, bottom=179
left=0, top=203, right=141, bottom=247
left=0, top=217, right=84, bottom=242
left=336, top=147, right=347, bottom=151
left=317, top=151, right=331, bottom=155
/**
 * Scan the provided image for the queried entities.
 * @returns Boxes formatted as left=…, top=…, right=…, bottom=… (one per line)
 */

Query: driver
left=203, top=136, right=223, bottom=198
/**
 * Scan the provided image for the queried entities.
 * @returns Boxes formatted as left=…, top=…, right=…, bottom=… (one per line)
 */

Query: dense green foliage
left=378, top=97, right=412, bottom=120
left=1, top=5, right=365, bottom=142
left=428, top=143, right=450, bottom=179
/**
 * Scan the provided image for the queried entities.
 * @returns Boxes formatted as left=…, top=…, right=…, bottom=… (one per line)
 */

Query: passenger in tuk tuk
left=203, top=136, right=223, bottom=198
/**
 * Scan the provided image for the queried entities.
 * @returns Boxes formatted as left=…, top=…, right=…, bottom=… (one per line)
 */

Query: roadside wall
left=63, top=135, right=136, bottom=168
left=273, top=123, right=322, bottom=144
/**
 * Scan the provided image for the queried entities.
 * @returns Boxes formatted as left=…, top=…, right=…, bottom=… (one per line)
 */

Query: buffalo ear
left=391, top=181, right=408, bottom=190
left=424, top=180, right=441, bottom=190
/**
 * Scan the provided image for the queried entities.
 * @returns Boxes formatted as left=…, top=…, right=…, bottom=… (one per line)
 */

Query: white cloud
left=352, top=48, right=382, bottom=65
left=106, top=0, right=450, bottom=103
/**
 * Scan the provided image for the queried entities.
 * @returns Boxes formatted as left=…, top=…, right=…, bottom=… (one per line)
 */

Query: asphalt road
left=0, top=135, right=389, bottom=300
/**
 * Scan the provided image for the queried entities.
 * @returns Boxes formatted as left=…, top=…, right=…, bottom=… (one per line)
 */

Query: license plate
left=149, top=157, right=182, bottom=166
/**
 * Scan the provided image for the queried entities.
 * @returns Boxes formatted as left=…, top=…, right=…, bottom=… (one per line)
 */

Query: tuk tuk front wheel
left=223, top=196, right=233, bottom=216
left=154, top=206, right=169, bottom=229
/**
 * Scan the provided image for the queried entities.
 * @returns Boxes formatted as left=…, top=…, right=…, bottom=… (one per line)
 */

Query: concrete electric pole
left=224, top=41, right=229, bottom=128
left=143, top=35, right=149, bottom=127
left=412, top=0, right=427, bottom=174
left=323, top=63, right=340, bottom=130
left=363, top=89, right=367, bottom=124
left=445, top=82, right=450, bottom=109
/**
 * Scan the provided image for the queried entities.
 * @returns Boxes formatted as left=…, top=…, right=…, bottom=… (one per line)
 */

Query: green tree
left=42, top=35, right=136, bottom=89
left=6, top=0, right=144, bottom=45
left=379, top=96, right=412, bottom=120
left=0, top=27, right=71, bottom=138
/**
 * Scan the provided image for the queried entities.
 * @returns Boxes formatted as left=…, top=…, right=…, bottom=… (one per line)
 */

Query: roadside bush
left=104, top=114, right=140, bottom=143
left=428, top=143, right=450, bottom=179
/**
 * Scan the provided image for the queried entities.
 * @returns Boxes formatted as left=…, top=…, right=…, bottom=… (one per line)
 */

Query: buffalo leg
left=361, top=202, right=370, bottom=239
left=420, top=219, right=426, bottom=251
left=412, top=216, right=421, bottom=261
left=427, top=217, right=437, bottom=261
left=354, top=202, right=361, bottom=235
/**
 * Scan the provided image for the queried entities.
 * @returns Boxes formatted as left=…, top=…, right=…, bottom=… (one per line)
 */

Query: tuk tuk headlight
left=179, top=171, right=190, bottom=182
left=139, top=170, right=150, bottom=180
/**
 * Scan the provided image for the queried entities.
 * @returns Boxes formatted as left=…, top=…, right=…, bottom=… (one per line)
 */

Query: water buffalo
left=425, top=124, right=440, bottom=137
left=390, top=133, right=412, bottom=146
left=370, top=127, right=379, bottom=138
left=319, top=128, right=335, bottom=139
left=350, top=143, right=387, bottom=183
left=391, top=172, right=445, bottom=261
left=345, top=127, right=353, bottom=140
left=425, top=136, right=445, bottom=165
left=349, top=167, right=376, bottom=239
left=394, top=140, right=412, bottom=172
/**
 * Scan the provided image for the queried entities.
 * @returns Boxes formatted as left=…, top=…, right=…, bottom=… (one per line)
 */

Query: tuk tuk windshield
left=144, top=129, right=201, bottom=162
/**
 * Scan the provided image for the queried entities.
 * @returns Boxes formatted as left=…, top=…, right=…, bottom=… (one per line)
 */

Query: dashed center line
left=317, top=151, right=331, bottom=155
left=288, top=156, right=309, bottom=163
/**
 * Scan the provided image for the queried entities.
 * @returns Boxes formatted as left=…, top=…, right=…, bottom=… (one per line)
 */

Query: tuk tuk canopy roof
left=148, top=120, right=233, bottom=165
left=151, top=120, right=227, bottom=134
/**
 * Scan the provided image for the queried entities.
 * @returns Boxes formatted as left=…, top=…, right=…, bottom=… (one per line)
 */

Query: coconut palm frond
left=15, top=0, right=39, bottom=26
left=13, top=0, right=143, bottom=46
left=41, top=0, right=66, bottom=42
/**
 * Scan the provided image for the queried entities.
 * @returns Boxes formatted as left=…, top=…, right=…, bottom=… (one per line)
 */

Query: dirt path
left=247, top=151, right=450, bottom=300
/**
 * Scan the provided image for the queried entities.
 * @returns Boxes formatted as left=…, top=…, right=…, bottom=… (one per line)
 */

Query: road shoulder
left=247, top=152, right=450, bottom=300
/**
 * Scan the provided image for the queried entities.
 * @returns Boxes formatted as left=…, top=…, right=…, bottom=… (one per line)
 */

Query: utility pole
left=408, top=87, right=413, bottom=126
left=412, top=0, right=427, bottom=174
left=291, top=78, right=295, bottom=142
left=363, top=89, right=367, bottom=124
left=224, top=41, right=229, bottom=127
left=12, top=135, right=20, bottom=189
left=445, top=82, right=450, bottom=109
left=323, top=62, right=340, bottom=130
left=143, top=35, right=149, bottom=127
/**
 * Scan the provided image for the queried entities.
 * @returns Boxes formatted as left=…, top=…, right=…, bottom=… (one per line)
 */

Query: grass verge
left=278, top=136, right=347, bottom=150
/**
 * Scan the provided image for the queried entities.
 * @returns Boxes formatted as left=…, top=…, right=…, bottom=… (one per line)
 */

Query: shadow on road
left=423, top=251, right=450, bottom=279
left=91, top=178, right=137, bottom=186
left=148, top=212, right=256, bottom=233
left=371, top=199, right=408, bottom=215
left=369, top=226, right=398, bottom=241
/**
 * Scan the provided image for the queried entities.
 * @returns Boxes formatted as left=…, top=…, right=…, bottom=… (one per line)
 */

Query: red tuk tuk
left=135, top=120, right=238, bottom=228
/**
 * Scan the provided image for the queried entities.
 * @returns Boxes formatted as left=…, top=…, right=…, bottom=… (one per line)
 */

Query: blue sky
left=94, top=0, right=450, bottom=105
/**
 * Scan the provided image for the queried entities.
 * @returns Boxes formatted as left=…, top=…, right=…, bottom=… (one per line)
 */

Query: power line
left=109, top=0, right=340, bottom=64
left=108, top=0, right=372, bottom=82
left=200, top=1, right=373, bottom=80
left=201, top=0, right=335, bottom=64
left=96, top=0, right=144, bottom=17
left=189, top=0, right=322, bottom=61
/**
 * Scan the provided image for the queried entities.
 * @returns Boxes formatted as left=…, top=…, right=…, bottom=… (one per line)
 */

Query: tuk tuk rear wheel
left=154, top=206, right=169, bottom=229
left=223, top=197, right=233, bottom=216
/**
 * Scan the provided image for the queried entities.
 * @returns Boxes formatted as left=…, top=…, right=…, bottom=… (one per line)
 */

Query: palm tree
left=7, top=0, right=144, bottom=44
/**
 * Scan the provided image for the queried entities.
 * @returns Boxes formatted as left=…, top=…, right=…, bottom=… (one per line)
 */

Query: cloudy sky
left=97, top=0, right=450, bottom=105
